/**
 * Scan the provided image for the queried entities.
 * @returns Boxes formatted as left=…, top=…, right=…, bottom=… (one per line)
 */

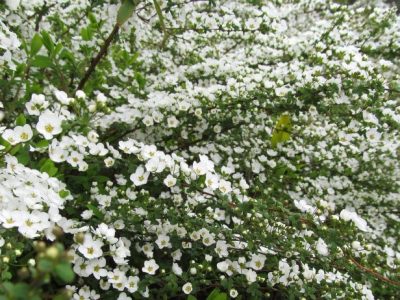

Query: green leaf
left=59, top=49, right=75, bottom=62
left=15, top=114, right=26, bottom=126
left=271, top=113, right=292, bottom=148
left=16, top=147, right=30, bottom=165
left=36, top=139, right=49, bottom=148
left=87, top=204, right=104, bottom=219
left=188, top=296, right=197, bottom=300
left=80, top=27, right=92, bottom=41
left=41, top=30, right=54, bottom=54
left=0, top=282, right=31, bottom=299
left=9, top=144, right=21, bottom=155
left=117, top=0, right=136, bottom=26
left=135, top=71, right=146, bottom=89
left=1, top=270, right=12, bottom=281
left=88, top=12, right=97, bottom=24
left=37, top=258, right=53, bottom=272
left=40, top=159, right=58, bottom=176
left=53, top=43, right=64, bottom=56
left=30, top=33, right=43, bottom=56
left=59, top=190, right=70, bottom=198
left=31, top=55, right=53, bottom=68
left=207, top=289, right=227, bottom=300
left=54, top=261, right=75, bottom=283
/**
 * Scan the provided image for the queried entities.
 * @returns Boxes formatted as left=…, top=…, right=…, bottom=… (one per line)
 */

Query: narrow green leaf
left=59, top=49, right=75, bottom=62
left=31, top=55, right=53, bottom=68
left=87, top=204, right=104, bottom=219
left=41, top=30, right=54, bottom=54
left=117, top=0, right=136, bottom=26
left=80, top=27, right=91, bottom=41
left=53, top=43, right=63, bottom=56
left=135, top=71, right=146, bottom=89
left=30, top=33, right=43, bottom=56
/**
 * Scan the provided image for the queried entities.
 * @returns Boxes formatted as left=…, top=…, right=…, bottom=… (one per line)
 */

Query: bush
left=0, top=0, right=400, bottom=299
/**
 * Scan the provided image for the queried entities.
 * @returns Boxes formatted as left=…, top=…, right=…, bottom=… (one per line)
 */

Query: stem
left=77, top=24, right=120, bottom=91
left=348, top=256, right=400, bottom=287
left=153, top=0, right=169, bottom=48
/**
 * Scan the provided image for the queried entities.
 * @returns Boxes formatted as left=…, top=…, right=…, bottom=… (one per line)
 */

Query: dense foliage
left=1, top=0, right=400, bottom=299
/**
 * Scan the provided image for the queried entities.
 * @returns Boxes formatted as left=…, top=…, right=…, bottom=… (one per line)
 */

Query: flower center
left=45, top=124, right=54, bottom=133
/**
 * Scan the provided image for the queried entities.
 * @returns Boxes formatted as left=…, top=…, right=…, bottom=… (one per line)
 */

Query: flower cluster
left=0, top=0, right=400, bottom=299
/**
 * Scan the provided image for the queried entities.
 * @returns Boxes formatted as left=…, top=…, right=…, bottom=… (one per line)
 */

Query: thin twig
left=348, top=256, right=400, bottom=287
left=77, top=24, right=120, bottom=91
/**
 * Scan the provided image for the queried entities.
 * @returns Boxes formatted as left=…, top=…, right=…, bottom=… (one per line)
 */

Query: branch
left=153, top=0, right=169, bottom=48
left=35, top=3, right=56, bottom=32
left=77, top=24, right=120, bottom=91
left=348, top=256, right=400, bottom=287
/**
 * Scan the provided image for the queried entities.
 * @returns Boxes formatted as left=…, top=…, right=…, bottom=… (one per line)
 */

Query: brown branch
left=77, top=24, right=120, bottom=91
left=34, top=3, right=56, bottom=32
left=348, top=256, right=400, bottom=287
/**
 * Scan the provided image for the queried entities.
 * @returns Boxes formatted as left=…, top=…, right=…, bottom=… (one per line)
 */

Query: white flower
left=215, top=240, right=229, bottom=257
left=95, top=223, right=117, bottom=244
left=249, top=254, right=266, bottom=271
left=89, top=258, right=108, bottom=280
left=96, top=93, right=107, bottom=103
left=14, top=125, right=33, bottom=143
left=294, top=200, right=316, bottom=214
left=76, top=90, right=86, bottom=99
left=25, top=94, right=48, bottom=115
left=167, top=116, right=179, bottom=128
left=142, top=115, right=154, bottom=127
left=67, top=151, right=84, bottom=168
left=155, top=234, right=171, bottom=249
left=230, top=289, right=238, bottom=298
left=104, top=157, right=115, bottom=167
left=205, top=173, right=219, bottom=190
left=245, top=269, right=257, bottom=283
left=125, top=276, right=139, bottom=293
left=172, top=263, right=183, bottom=276
left=78, top=234, right=104, bottom=259
left=182, top=282, right=193, bottom=294
left=5, top=0, right=20, bottom=10
left=142, top=259, right=159, bottom=275
left=163, top=174, right=177, bottom=187
left=117, top=292, right=132, bottom=300
left=146, top=156, right=166, bottom=173
left=218, top=179, right=232, bottom=194
left=365, top=128, right=381, bottom=143
left=202, top=233, right=215, bottom=246
left=2, top=124, right=33, bottom=145
left=36, top=111, right=62, bottom=140
left=2, top=129, right=18, bottom=145
left=340, top=209, right=370, bottom=232
left=217, top=260, right=231, bottom=273
left=130, top=166, right=150, bottom=186
left=54, top=90, right=71, bottom=105
left=81, top=210, right=93, bottom=220
left=316, top=238, right=329, bottom=256
left=362, top=111, right=379, bottom=125
left=193, top=155, right=214, bottom=175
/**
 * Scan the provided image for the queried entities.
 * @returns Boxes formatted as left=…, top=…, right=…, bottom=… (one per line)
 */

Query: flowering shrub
left=1, top=0, right=400, bottom=299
